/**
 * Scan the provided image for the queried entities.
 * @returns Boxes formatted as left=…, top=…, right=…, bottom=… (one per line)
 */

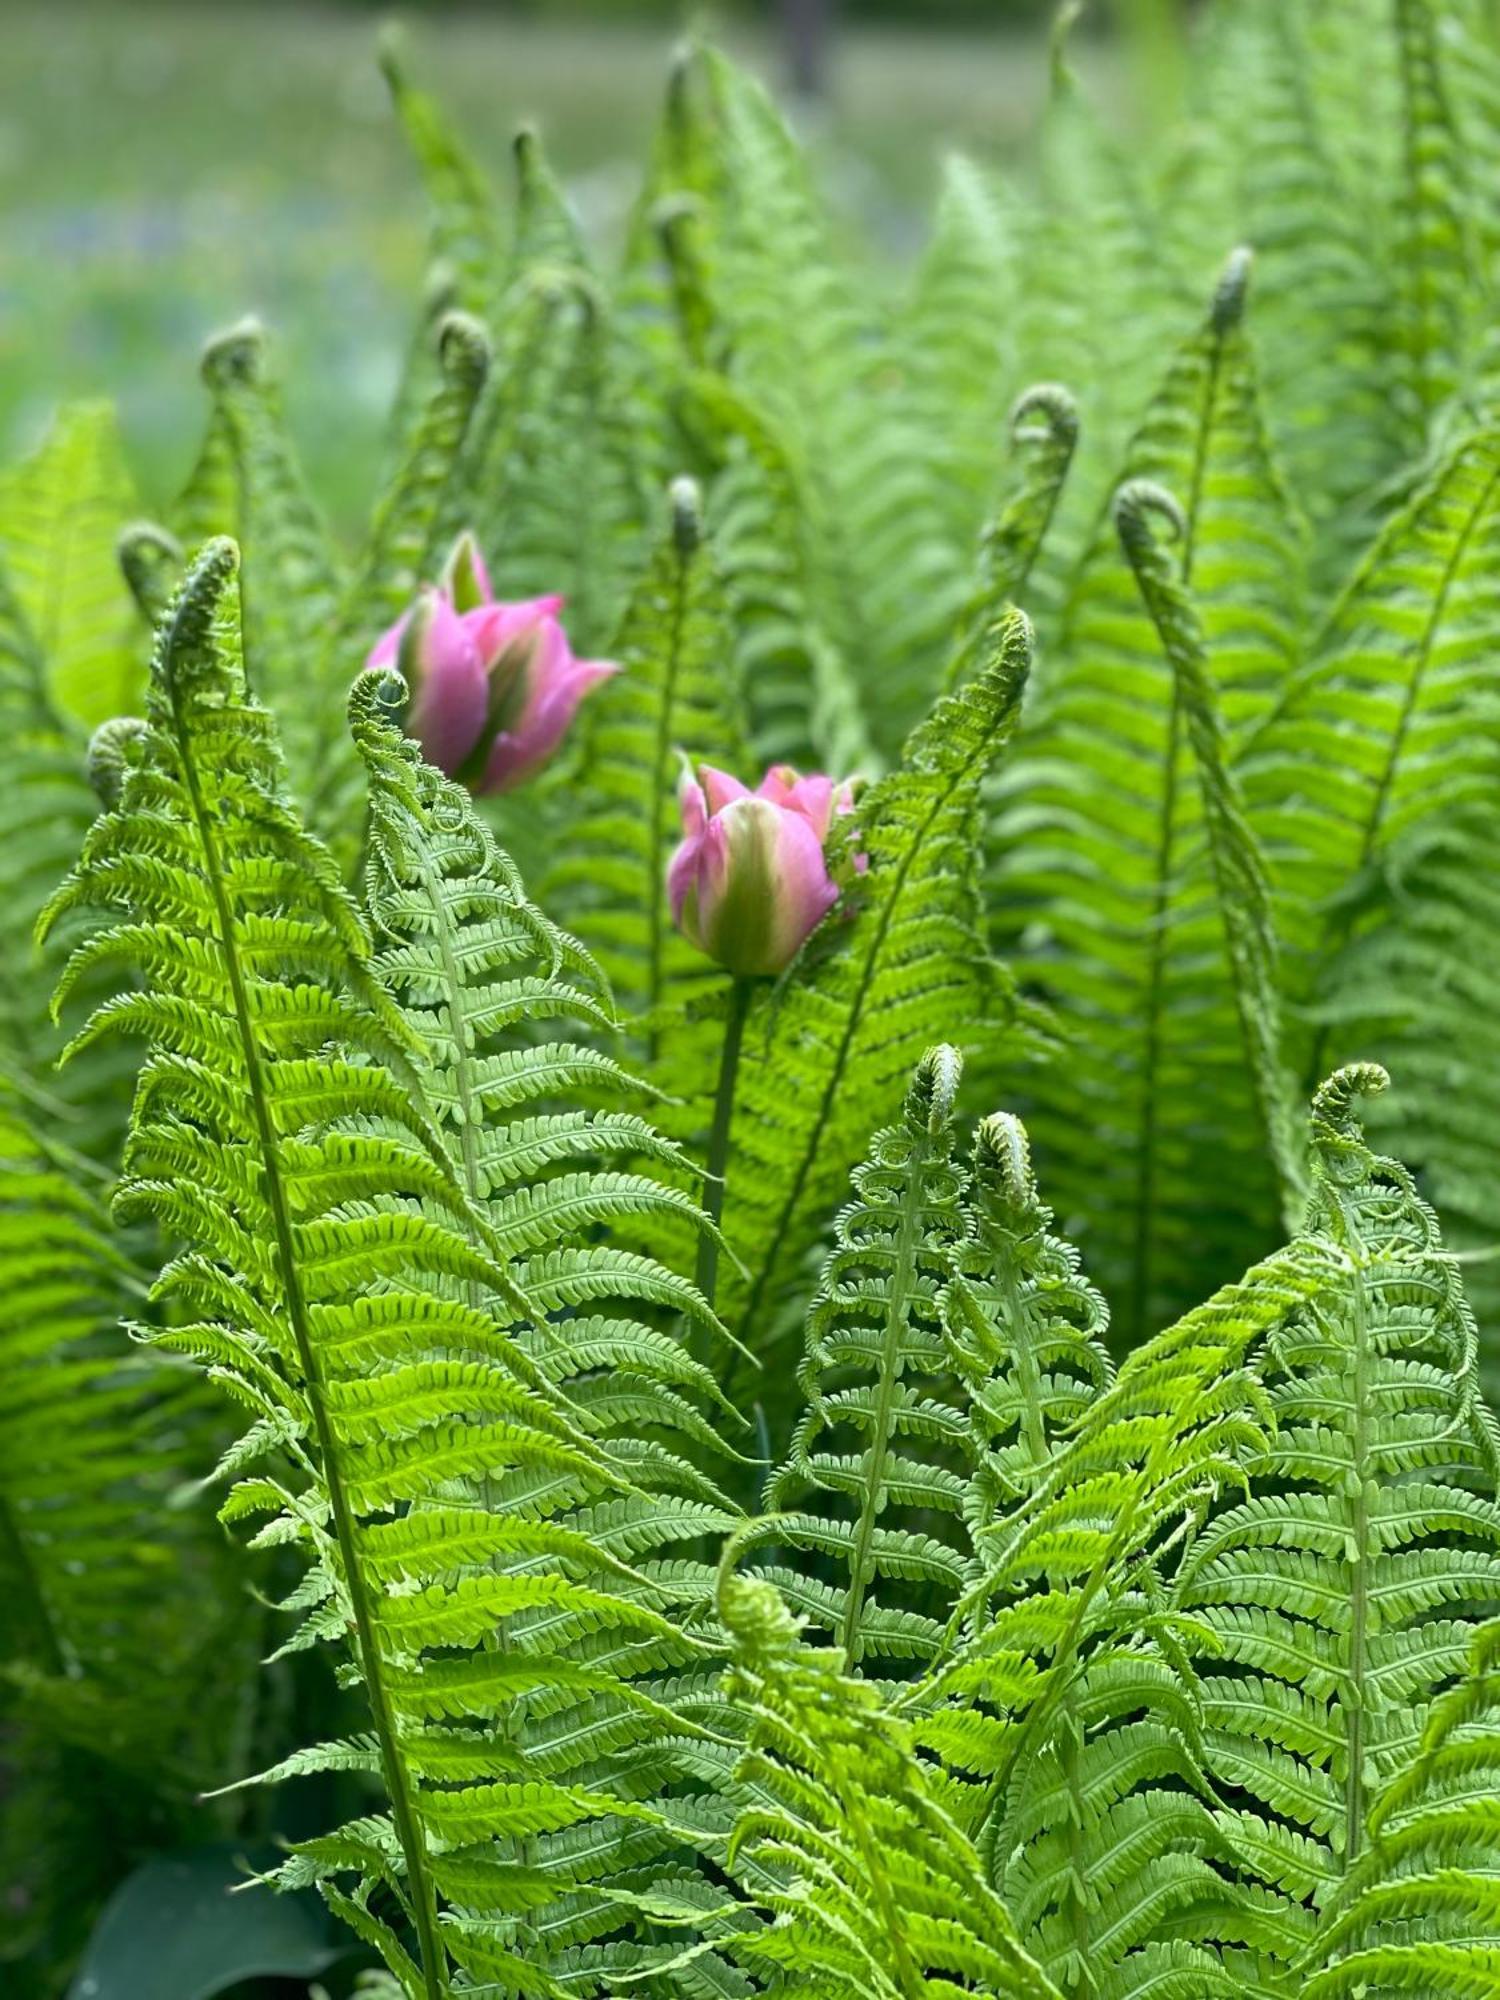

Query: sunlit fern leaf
left=1180, top=1064, right=1500, bottom=1978
left=761, top=1046, right=971, bottom=1679
left=349, top=667, right=751, bottom=1992
left=922, top=1160, right=1336, bottom=1999
left=720, top=610, right=1033, bottom=1416
left=1309, top=806, right=1500, bottom=1366
left=714, top=1567, right=1063, bottom=2000
left=1392, top=0, right=1483, bottom=428
left=544, top=474, right=747, bottom=1033
left=39, top=537, right=724, bottom=1998
left=1242, top=420, right=1500, bottom=1077
left=684, top=369, right=874, bottom=779
left=0, top=402, right=142, bottom=729
left=0, top=1080, right=250, bottom=1983
left=948, top=385, right=1080, bottom=693
left=1302, top=1617, right=1500, bottom=1999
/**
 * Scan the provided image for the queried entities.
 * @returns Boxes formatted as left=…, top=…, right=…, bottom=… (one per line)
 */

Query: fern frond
left=1243, top=422, right=1500, bottom=1070
left=39, top=538, right=728, bottom=1997
left=1181, top=1064, right=1500, bottom=1973
left=0, top=402, right=142, bottom=727
left=717, top=1567, right=1063, bottom=2000
left=721, top=609, right=1032, bottom=1402
left=1303, top=1618, right=1500, bottom=1997
left=350, top=665, right=750, bottom=1989
left=763, top=1046, right=972, bottom=1677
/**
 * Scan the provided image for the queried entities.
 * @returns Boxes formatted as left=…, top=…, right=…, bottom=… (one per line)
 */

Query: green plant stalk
left=696, top=974, right=754, bottom=1321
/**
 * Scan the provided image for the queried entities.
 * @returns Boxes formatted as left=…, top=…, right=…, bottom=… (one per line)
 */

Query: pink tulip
left=668, top=761, right=860, bottom=979
left=366, top=531, right=616, bottom=794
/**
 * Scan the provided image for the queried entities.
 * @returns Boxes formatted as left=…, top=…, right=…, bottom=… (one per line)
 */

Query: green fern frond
left=925, top=1155, right=1336, bottom=1998
left=716, top=1566, right=1063, bottom=2000
left=39, top=538, right=726, bottom=1997
left=0, top=402, right=142, bottom=728
left=1181, top=1064, right=1500, bottom=1974
left=1115, top=477, right=1305, bottom=1222
left=1303, top=1617, right=1500, bottom=1997
left=1243, top=422, right=1500, bottom=1070
left=350, top=666, right=750, bottom=1990
left=763, top=1045, right=972, bottom=1677
left=0, top=1079, right=249, bottom=1980
left=943, top=1109, right=1113, bottom=1530
left=721, top=609, right=1033, bottom=1401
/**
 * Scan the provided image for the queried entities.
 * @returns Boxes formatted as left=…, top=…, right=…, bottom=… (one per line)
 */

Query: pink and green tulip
left=367, top=531, right=616, bottom=793
left=668, top=761, right=859, bottom=979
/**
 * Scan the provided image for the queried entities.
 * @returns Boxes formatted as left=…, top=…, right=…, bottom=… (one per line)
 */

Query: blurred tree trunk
left=783, top=0, right=834, bottom=100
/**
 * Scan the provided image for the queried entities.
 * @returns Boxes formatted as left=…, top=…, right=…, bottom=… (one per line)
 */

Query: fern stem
left=173, top=682, right=448, bottom=1999
left=696, top=974, right=753, bottom=1321
left=0, top=1489, right=67, bottom=1679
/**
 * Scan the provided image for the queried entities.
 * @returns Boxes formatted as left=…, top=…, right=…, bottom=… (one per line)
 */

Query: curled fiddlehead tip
left=908, top=1044, right=963, bottom=1138
left=669, top=474, right=703, bottom=557
left=1009, top=382, right=1079, bottom=450
left=1211, top=245, right=1254, bottom=335
left=86, top=716, right=148, bottom=810
left=201, top=317, right=266, bottom=390
left=1050, top=0, right=1086, bottom=90
left=349, top=663, right=409, bottom=735
left=1311, top=1062, right=1390, bottom=1142
left=973, top=1111, right=1040, bottom=1219
left=435, top=310, right=491, bottom=387
left=117, top=520, right=183, bottom=622
left=1113, top=478, right=1187, bottom=558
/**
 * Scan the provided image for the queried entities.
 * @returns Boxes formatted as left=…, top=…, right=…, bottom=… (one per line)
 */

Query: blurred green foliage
left=0, top=3, right=1120, bottom=534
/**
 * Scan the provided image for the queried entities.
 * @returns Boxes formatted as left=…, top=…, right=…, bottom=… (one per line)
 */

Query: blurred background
left=0, top=1, right=1171, bottom=531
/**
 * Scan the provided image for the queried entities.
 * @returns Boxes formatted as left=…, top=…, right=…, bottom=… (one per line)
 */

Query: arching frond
left=38, top=539, right=724, bottom=1998
left=717, top=1569, right=1063, bottom=2000
left=350, top=666, right=748, bottom=1991
left=1182, top=1065, right=1500, bottom=1975
left=0, top=402, right=141, bottom=727
left=721, top=609, right=1033, bottom=1402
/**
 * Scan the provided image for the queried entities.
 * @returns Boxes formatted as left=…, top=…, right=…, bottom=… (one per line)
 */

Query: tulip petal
left=402, top=590, right=491, bottom=776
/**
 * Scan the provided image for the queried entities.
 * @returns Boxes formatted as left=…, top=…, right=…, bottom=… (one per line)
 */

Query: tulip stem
left=696, top=975, right=754, bottom=1323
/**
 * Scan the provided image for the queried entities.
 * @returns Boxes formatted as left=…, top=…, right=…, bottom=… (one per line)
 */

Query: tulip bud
left=365, top=532, right=616, bottom=794
left=668, top=761, right=857, bottom=979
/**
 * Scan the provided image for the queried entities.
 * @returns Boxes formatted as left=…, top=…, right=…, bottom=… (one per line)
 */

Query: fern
left=0, top=402, right=142, bottom=728
left=350, top=666, right=749, bottom=1991
left=762, top=1045, right=972, bottom=1678
left=1004, top=388, right=1312, bottom=1352
left=0, top=1080, right=248, bottom=1983
left=719, top=609, right=1032, bottom=1402
left=715, top=1565, right=1063, bottom=2000
left=38, top=539, right=726, bottom=1996
left=1303, top=1617, right=1500, bottom=1997
left=1180, top=1064, right=1500, bottom=1975
left=1244, top=422, right=1500, bottom=1073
